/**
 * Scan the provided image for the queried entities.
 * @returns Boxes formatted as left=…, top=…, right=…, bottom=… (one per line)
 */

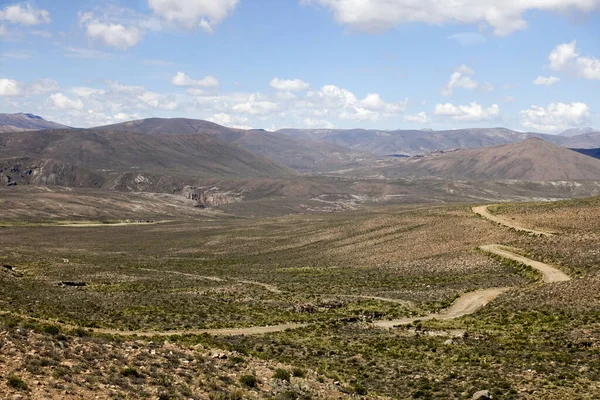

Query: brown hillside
left=379, top=138, right=600, bottom=180
left=96, top=118, right=375, bottom=172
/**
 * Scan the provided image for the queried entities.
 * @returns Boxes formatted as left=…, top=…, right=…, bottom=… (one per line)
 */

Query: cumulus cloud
left=434, top=102, right=500, bottom=122
left=171, top=72, right=219, bottom=88
left=49, top=93, right=84, bottom=110
left=549, top=41, right=600, bottom=80
left=270, top=78, right=311, bottom=92
left=0, top=78, right=21, bottom=96
left=441, top=65, right=478, bottom=96
left=148, top=0, right=239, bottom=33
left=533, top=76, right=560, bottom=86
left=520, top=102, right=590, bottom=133
left=207, top=113, right=252, bottom=129
left=0, top=3, right=51, bottom=25
left=232, top=94, right=279, bottom=116
left=303, top=0, right=600, bottom=36
left=79, top=12, right=143, bottom=50
left=404, top=112, right=429, bottom=124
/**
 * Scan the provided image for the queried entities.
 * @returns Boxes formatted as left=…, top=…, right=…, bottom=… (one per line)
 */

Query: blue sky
left=0, top=0, right=599, bottom=133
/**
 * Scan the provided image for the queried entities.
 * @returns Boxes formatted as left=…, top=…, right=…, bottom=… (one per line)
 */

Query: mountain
left=0, top=113, right=70, bottom=132
left=0, top=129, right=293, bottom=190
left=95, top=118, right=375, bottom=172
left=278, top=127, right=556, bottom=156
left=557, top=132, right=600, bottom=149
left=559, top=127, right=597, bottom=137
left=573, top=148, right=600, bottom=160
left=374, top=138, right=600, bottom=180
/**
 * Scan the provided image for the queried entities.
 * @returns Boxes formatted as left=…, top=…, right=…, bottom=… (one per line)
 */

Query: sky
left=0, top=0, right=599, bottom=133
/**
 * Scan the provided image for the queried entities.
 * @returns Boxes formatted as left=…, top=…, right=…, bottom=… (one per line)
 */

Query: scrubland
left=1, top=195, right=600, bottom=398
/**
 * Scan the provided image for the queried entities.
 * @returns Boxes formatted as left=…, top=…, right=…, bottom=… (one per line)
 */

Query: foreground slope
left=0, top=129, right=293, bottom=189
left=96, top=118, right=376, bottom=172
left=377, top=138, right=600, bottom=180
left=0, top=112, right=70, bottom=132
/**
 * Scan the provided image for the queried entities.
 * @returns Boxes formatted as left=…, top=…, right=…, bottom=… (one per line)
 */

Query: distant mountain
left=278, top=127, right=557, bottom=156
left=572, top=148, right=600, bottom=160
left=0, top=113, right=70, bottom=132
left=374, top=138, right=600, bottom=180
left=0, top=129, right=293, bottom=190
left=559, top=127, right=597, bottom=137
left=558, top=132, right=600, bottom=149
left=95, top=118, right=375, bottom=172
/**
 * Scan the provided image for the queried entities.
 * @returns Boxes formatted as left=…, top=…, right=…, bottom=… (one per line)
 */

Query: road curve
left=373, top=288, right=510, bottom=328
left=480, top=244, right=570, bottom=283
left=472, top=205, right=555, bottom=236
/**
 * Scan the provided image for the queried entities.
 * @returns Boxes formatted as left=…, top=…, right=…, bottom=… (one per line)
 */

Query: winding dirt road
left=479, top=244, right=570, bottom=283
left=1, top=204, right=571, bottom=336
left=472, top=205, right=555, bottom=236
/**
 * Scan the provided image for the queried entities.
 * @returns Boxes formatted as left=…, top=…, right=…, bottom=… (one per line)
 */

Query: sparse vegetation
left=1, top=195, right=600, bottom=398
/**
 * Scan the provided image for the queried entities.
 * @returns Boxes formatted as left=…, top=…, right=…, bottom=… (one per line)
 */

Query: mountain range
left=0, top=128, right=292, bottom=190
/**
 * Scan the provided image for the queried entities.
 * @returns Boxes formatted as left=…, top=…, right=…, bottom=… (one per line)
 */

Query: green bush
left=239, top=374, right=257, bottom=388
left=121, top=367, right=141, bottom=377
left=7, top=375, right=28, bottom=391
left=292, top=368, right=306, bottom=378
left=42, top=325, right=60, bottom=335
left=273, top=368, right=291, bottom=382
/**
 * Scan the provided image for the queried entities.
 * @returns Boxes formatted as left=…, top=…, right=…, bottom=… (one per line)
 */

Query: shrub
left=273, top=368, right=291, bottom=382
left=7, top=375, right=28, bottom=391
left=292, top=368, right=306, bottom=378
left=239, top=374, right=257, bottom=388
left=43, top=325, right=60, bottom=335
left=121, top=367, right=141, bottom=377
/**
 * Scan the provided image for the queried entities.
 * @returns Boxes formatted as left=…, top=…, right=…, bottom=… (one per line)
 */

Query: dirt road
left=472, top=205, right=554, bottom=236
left=480, top=244, right=571, bottom=283
left=373, top=288, right=510, bottom=328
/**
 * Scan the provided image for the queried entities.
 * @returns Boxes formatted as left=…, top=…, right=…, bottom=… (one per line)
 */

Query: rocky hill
left=0, top=113, right=70, bottom=132
left=0, top=129, right=293, bottom=190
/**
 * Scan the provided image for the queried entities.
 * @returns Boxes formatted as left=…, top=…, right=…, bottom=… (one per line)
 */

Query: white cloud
left=49, top=93, right=84, bottom=110
left=441, top=65, right=479, bottom=96
left=138, top=91, right=178, bottom=110
left=549, top=41, right=600, bottom=80
left=0, top=4, right=51, bottom=25
left=435, top=102, right=500, bottom=122
left=0, top=78, right=21, bottom=96
left=303, top=0, right=600, bottom=36
left=148, top=0, right=239, bottom=33
left=404, top=112, right=429, bottom=124
left=70, top=87, right=107, bottom=98
left=207, top=113, right=252, bottom=129
left=0, top=24, right=6, bottom=36
left=232, top=94, right=279, bottom=115
left=270, top=78, right=311, bottom=92
left=520, top=102, right=590, bottom=133
left=171, top=72, right=219, bottom=88
left=84, top=21, right=143, bottom=50
left=533, top=76, right=560, bottom=86
left=28, top=79, right=60, bottom=95
left=302, top=117, right=336, bottom=129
